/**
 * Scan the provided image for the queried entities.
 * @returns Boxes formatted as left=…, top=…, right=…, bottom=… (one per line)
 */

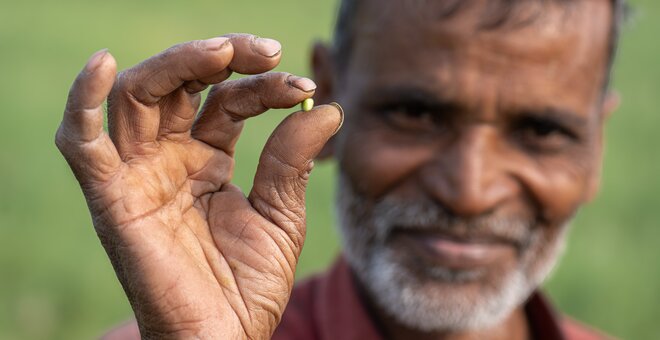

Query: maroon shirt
left=274, top=257, right=612, bottom=340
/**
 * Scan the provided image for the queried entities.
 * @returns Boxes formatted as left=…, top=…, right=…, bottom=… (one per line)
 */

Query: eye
left=377, top=101, right=449, bottom=134
left=514, top=116, right=578, bottom=152
left=527, top=119, right=561, bottom=137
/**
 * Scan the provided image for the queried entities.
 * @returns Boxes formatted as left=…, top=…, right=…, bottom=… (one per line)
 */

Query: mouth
left=390, top=229, right=519, bottom=271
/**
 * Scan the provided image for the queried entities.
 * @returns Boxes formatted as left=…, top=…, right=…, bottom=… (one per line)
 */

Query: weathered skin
left=310, top=1, right=618, bottom=339
left=56, top=34, right=342, bottom=339
left=58, top=0, right=620, bottom=339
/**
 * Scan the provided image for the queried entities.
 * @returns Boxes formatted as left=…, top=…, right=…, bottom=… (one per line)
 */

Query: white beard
left=335, top=173, right=567, bottom=332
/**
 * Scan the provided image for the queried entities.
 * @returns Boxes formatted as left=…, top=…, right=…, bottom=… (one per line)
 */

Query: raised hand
left=55, top=34, right=343, bottom=339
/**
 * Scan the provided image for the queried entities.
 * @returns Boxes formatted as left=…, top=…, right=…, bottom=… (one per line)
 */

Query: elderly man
left=56, top=0, right=624, bottom=339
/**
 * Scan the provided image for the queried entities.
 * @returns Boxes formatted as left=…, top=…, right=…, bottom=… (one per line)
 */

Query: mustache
left=369, top=197, right=536, bottom=248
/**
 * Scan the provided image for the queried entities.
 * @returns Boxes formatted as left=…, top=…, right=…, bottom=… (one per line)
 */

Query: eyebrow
left=360, top=84, right=589, bottom=128
left=361, top=85, right=466, bottom=112
left=514, top=107, right=589, bottom=129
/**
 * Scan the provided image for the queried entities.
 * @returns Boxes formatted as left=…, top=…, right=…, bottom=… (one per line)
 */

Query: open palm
left=55, top=34, right=342, bottom=339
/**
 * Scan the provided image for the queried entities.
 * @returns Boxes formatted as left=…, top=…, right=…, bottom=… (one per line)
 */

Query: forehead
left=344, top=0, right=612, bottom=116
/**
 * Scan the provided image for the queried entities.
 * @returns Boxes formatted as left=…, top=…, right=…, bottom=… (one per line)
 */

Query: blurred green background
left=0, top=0, right=657, bottom=339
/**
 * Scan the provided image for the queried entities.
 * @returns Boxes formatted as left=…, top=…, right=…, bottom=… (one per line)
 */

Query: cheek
left=519, top=156, right=592, bottom=225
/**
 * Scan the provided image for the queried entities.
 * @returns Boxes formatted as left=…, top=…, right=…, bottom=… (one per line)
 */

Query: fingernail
left=203, top=37, right=230, bottom=51
left=329, top=102, right=344, bottom=136
left=287, top=75, right=316, bottom=92
left=85, top=48, right=109, bottom=72
left=253, top=37, right=281, bottom=57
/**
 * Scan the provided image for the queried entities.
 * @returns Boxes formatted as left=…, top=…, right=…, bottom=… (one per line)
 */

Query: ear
left=311, top=41, right=338, bottom=160
left=585, top=90, right=621, bottom=202
left=601, top=90, right=620, bottom=121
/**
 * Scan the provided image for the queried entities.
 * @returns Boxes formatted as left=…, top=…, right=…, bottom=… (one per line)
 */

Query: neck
left=353, top=273, right=530, bottom=340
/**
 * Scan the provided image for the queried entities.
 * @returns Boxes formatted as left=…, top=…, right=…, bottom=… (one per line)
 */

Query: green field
left=0, top=1, right=658, bottom=339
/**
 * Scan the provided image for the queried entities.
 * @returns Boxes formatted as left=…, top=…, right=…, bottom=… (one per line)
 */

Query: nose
left=420, top=126, right=518, bottom=217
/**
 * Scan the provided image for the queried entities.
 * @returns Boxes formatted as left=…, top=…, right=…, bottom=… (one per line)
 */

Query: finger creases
left=117, top=38, right=235, bottom=106
left=56, top=49, right=122, bottom=182
left=248, top=104, right=343, bottom=230
left=106, top=37, right=236, bottom=153
left=106, top=34, right=284, bottom=155
left=192, top=72, right=317, bottom=154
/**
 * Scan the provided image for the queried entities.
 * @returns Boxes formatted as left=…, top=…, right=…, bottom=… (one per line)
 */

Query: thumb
left=248, top=103, right=343, bottom=252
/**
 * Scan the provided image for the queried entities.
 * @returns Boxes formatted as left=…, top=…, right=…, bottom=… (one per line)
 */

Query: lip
left=392, top=231, right=516, bottom=270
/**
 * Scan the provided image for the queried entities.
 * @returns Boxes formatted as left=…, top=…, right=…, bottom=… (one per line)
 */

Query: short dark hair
left=332, top=0, right=628, bottom=90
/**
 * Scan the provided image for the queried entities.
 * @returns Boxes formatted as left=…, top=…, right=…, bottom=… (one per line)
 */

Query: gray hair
left=332, top=0, right=629, bottom=90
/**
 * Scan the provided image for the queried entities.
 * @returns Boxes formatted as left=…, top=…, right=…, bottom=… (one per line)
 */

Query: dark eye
left=378, top=102, right=448, bottom=134
left=528, top=119, right=561, bottom=137
left=514, top=116, right=577, bottom=152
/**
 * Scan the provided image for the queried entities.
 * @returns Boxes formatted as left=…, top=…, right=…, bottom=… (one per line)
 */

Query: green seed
left=301, top=98, right=314, bottom=112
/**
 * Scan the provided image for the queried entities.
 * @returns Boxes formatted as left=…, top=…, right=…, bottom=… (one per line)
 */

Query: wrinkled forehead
left=352, top=0, right=611, bottom=52
left=345, top=0, right=612, bottom=114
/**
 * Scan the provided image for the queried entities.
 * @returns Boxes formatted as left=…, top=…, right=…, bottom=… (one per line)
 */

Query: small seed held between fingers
left=301, top=98, right=314, bottom=112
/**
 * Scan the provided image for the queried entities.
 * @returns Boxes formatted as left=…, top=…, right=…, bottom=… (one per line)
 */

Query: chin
left=335, top=174, right=568, bottom=332
left=349, top=244, right=532, bottom=331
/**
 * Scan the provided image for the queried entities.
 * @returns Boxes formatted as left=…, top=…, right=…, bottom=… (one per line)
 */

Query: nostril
left=419, top=155, right=514, bottom=218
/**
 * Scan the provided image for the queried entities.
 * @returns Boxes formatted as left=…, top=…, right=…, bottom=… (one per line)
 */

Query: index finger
left=108, top=34, right=283, bottom=154
left=116, top=34, right=282, bottom=106
left=181, top=34, right=283, bottom=96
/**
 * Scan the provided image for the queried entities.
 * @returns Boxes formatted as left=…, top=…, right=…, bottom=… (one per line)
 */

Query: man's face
left=324, top=0, right=614, bottom=331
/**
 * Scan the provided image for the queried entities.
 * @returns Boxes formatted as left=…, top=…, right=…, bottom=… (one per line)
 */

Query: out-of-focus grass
left=0, top=1, right=657, bottom=339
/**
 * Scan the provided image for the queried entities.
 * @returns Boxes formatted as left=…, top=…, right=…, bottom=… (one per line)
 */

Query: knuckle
left=108, top=73, right=129, bottom=105
left=161, top=42, right=183, bottom=57
left=274, top=71, right=291, bottom=81
left=111, top=70, right=155, bottom=105
left=54, top=128, right=77, bottom=162
left=265, top=72, right=291, bottom=88
left=112, top=70, right=131, bottom=93
left=54, top=127, right=67, bottom=151
left=224, top=32, right=251, bottom=42
left=165, top=40, right=198, bottom=59
left=190, top=39, right=206, bottom=51
left=207, top=83, right=223, bottom=96
left=251, top=73, right=269, bottom=87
